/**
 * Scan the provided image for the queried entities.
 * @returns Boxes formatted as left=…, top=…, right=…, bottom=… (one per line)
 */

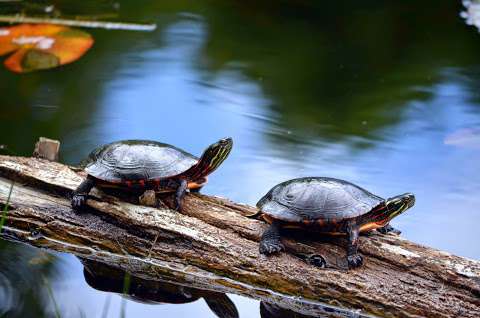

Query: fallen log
left=0, top=154, right=479, bottom=318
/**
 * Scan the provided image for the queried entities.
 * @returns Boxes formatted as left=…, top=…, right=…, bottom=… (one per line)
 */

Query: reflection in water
left=0, top=270, right=14, bottom=315
left=200, top=2, right=480, bottom=146
left=260, top=302, right=365, bottom=318
left=81, top=258, right=239, bottom=318
left=80, top=258, right=366, bottom=318
left=462, top=0, right=480, bottom=33
left=0, top=241, right=59, bottom=318
left=1, top=0, right=480, bottom=317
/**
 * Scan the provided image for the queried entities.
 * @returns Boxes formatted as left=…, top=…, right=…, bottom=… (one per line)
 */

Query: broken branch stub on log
left=0, top=154, right=479, bottom=318
left=32, top=137, right=60, bottom=162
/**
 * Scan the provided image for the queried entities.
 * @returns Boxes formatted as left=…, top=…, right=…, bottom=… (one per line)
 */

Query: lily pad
left=0, top=24, right=93, bottom=73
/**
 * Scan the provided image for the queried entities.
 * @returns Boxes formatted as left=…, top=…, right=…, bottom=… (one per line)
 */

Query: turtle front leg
left=189, top=177, right=207, bottom=193
left=174, top=179, right=188, bottom=211
left=71, top=176, right=96, bottom=210
left=377, top=223, right=401, bottom=235
left=346, top=223, right=363, bottom=269
left=259, top=221, right=284, bottom=255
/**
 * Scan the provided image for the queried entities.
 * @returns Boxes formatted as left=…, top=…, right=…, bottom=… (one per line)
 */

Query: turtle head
left=189, top=138, right=233, bottom=179
left=213, top=137, right=233, bottom=149
left=384, top=193, right=415, bottom=221
left=204, top=137, right=233, bottom=163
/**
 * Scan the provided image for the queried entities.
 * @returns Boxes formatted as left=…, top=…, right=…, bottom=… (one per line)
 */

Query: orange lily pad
left=0, top=24, right=94, bottom=73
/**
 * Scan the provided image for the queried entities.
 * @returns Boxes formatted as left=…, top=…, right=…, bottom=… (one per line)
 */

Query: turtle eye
left=219, top=137, right=232, bottom=146
left=406, top=194, right=415, bottom=207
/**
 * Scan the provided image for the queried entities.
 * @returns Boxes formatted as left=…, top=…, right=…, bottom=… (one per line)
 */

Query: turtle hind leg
left=377, top=223, right=401, bottom=235
left=346, top=223, right=363, bottom=269
left=259, top=221, right=284, bottom=255
left=71, top=176, right=95, bottom=210
left=174, top=179, right=188, bottom=211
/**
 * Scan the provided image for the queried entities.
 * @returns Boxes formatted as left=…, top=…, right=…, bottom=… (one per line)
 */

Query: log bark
left=0, top=155, right=479, bottom=318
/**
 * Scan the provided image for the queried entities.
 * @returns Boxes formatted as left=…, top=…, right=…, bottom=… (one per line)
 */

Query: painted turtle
left=71, top=137, right=233, bottom=211
left=257, top=177, right=415, bottom=268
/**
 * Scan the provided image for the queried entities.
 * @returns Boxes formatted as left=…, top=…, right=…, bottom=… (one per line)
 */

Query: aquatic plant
left=0, top=182, right=14, bottom=234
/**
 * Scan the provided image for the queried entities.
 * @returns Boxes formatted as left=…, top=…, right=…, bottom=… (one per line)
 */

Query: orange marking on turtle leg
left=360, top=222, right=382, bottom=233
left=187, top=181, right=201, bottom=189
left=188, top=177, right=208, bottom=189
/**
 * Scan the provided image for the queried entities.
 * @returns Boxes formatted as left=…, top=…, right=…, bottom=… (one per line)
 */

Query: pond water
left=1, top=1, right=480, bottom=317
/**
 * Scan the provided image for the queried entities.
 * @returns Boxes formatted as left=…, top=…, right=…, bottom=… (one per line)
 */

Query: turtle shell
left=84, top=140, right=198, bottom=182
left=257, top=177, right=384, bottom=222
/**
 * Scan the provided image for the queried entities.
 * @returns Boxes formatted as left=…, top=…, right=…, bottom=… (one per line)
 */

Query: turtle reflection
left=260, top=302, right=365, bottom=318
left=80, top=259, right=239, bottom=318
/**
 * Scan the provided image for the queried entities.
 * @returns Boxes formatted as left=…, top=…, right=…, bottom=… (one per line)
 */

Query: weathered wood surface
left=0, top=155, right=479, bottom=318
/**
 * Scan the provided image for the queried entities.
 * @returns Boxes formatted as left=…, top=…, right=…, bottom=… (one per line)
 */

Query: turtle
left=256, top=177, right=415, bottom=269
left=71, top=137, right=233, bottom=211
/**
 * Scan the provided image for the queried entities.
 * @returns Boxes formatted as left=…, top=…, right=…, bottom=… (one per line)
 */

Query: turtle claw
left=71, top=194, right=87, bottom=210
left=347, top=254, right=363, bottom=269
left=259, top=240, right=284, bottom=255
left=308, top=254, right=327, bottom=268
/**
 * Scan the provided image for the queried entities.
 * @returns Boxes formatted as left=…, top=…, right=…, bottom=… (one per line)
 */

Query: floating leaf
left=0, top=24, right=93, bottom=73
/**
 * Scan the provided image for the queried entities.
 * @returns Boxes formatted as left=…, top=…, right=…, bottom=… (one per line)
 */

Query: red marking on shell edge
left=126, top=181, right=133, bottom=187
left=138, top=180, right=145, bottom=187
left=373, top=203, right=386, bottom=212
